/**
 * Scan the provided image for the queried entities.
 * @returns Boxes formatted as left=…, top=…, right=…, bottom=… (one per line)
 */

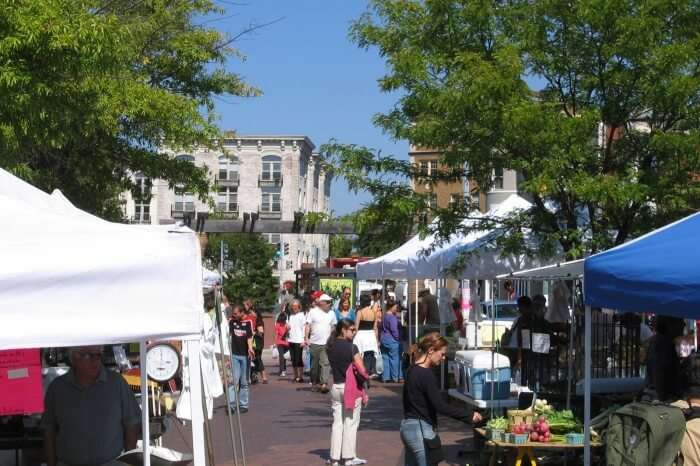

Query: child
left=275, top=312, right=290, bottom=377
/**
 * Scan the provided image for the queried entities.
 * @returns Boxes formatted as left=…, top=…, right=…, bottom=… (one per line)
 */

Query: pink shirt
left=275, top=322, right=289, bottom=346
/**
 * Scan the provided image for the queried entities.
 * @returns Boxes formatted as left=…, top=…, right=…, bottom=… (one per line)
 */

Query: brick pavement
left=163, top=352, right=480, bottom=466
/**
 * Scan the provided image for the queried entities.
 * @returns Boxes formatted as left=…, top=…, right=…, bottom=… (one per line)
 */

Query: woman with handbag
left=401, top=332, right=482, bottom=466
left=327, top=319, right=369, bottom=466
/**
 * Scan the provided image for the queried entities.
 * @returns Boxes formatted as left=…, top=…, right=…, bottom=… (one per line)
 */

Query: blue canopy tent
left=580, top=211, right=700, bottom=465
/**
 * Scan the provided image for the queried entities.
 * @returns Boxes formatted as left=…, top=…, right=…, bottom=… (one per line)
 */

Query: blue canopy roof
left=580, top=212, right=700, bottom=461
left=584, top=212, right=700, bottom=318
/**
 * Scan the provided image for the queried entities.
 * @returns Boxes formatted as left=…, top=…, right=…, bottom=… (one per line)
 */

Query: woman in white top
left=287, top=299, right=307, bottom=383
left=354, top=293, right=380, bottom=376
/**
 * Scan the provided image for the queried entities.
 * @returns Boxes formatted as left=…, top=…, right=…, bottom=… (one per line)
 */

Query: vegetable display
left=487, top=417, right=508, bottom=431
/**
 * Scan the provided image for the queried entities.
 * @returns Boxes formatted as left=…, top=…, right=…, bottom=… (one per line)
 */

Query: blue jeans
left=228, top=355, right=249, bottom=409
left=381, top=337, right=403, bottom=382
left=400, top=418, right=436, bottom=466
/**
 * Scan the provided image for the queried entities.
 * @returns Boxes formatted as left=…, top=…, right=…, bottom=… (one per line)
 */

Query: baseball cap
left=318, top=293, right=333, bottom=302
left=310, top=290, right=323, bottom=300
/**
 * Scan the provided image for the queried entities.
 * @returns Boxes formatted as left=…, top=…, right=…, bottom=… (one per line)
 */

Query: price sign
left=0, top=349, right=44, bottom=415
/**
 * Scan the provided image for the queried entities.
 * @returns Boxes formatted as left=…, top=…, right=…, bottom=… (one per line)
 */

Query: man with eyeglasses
left=41, top=345, right=141, bottom=466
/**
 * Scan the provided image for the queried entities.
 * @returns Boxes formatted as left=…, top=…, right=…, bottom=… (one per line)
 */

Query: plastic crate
left=505, top=433, right=529, bottom=444
left=486, top=429, right=505, bottom=442
left=565, top=433, right=584, bottom=445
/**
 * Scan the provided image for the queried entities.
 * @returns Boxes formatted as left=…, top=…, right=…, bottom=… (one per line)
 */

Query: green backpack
left=606, top=402, right=686, bottom=466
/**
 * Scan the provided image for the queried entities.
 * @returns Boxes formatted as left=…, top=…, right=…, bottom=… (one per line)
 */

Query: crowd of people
left=221, top=283, right=487, bottom=466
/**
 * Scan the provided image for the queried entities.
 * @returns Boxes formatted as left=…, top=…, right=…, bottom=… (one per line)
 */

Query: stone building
left=122, top=134, right=331, bottom=285
left=409, top=144, right=520, bottom=213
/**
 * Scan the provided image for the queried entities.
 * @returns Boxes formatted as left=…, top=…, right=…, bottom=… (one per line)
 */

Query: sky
left=212, top=0, right=408, bottom=216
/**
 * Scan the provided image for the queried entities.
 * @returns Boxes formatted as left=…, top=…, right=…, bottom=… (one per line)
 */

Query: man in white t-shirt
left=305, top=293, right=337, bottom=393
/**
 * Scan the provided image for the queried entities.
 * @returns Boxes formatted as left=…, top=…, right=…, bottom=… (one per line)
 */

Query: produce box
left=486, top=429, right=505, bottom=442
left=565, top=433, right=584, bottom=445
left=507, top=433, right=528, bottom=444
left=507, top=409, right=534, bottom=427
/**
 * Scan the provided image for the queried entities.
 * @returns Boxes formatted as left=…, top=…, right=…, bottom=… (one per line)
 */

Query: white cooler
left=455, top=350, right=511, bottom=400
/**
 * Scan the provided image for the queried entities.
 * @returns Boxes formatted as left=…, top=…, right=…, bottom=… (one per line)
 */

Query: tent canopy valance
left=496, top=259, right=584, bottom=280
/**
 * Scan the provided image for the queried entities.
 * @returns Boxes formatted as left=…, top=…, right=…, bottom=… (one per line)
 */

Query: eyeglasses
left=75, top=352, right=102, bottom=361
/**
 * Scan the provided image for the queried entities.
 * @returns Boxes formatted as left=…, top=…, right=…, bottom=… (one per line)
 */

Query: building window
left=134, top=204, right=150, bottom=224
left=174, top=185, right=195, bottom=212
left=132, top=173, right=151, bottom=224
left=419, top=160, right=438, bottom=176
left=261, top=191, right=281, bottom=213
left=427, top=193, right=438, bottom=210
left=217, top=187, right=238, bottom=213
left=261, top=155, right=282, bottom=181
left=218, top=155, right=239, bottom=182
left=493, top=167, right=504, bottom=190
left=176, top=154, right=195, bottom=163
left=449, top=193, right=464, bottom=209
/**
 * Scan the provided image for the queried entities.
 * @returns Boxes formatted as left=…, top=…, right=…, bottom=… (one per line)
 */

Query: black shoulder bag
left=418, top=417, right=444, bottom=465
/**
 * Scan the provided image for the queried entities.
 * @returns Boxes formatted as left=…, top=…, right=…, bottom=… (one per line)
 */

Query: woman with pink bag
left=326, top=319, right=369, bottom=466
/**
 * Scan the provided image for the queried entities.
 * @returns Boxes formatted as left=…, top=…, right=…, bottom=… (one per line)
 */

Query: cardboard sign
left=0, top=349, right=44, bottom=415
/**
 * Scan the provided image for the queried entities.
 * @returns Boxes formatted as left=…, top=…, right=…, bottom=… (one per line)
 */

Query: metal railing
left=258, top=174, right=283, bottom=187
left=217, top=172, right=240, bottom=186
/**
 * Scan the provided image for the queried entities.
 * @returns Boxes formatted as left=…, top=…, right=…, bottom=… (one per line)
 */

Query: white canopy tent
left=0, top=168, right=206, bottom=466
left=356, top=194, right=537, bottom=281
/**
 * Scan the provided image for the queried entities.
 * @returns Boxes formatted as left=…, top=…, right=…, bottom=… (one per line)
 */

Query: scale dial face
left=146, top=343, right=180, bottom=382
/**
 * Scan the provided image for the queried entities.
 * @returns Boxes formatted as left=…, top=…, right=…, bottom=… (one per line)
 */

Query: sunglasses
left=75, top=352, right=103, bottom=361
left=348, top=328, right=357, bottom=333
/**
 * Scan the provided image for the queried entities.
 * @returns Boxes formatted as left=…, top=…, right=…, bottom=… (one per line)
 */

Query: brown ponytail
left=412, top=331, right=448, bottom=364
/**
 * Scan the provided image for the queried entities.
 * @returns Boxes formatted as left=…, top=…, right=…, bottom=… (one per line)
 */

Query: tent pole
left=584, top=305, right=592, bottom=466
left=187, top=339, right=206, bottom=466
left=566, top=279, right=576, bottom=411
left=490, top=279, right=497, bottom=419
left=139, top=341, right=151, bottom=466
left=415, top=279, right=419, bottom=341
left=215, top=288, right=240, bottom=466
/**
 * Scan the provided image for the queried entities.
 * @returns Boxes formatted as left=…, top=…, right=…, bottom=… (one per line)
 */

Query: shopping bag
left=271, top=345, right=279, bottom=360
left=375, top=351, right=383, bottom=375
left=303, top=347, right=311, bottom=372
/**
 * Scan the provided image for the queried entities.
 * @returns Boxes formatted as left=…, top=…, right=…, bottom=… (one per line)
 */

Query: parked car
left=464, top=300, right=519, bottom=347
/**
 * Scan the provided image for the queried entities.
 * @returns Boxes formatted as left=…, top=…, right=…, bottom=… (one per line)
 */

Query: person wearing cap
left=305, top=292, right=337, bottom=393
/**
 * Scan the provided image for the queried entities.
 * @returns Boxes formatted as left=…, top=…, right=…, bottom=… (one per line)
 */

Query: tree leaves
left=327, top=0, right=700, bottom=266
left=0, top=0, right=258, bottom=219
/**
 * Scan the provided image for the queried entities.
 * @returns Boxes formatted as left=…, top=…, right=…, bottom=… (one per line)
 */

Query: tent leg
left=584, top=305, right=592, bottom=466
left=215, top=294, right=239, bottom=466
left=415, top=280, right=419, bottom=341
left=139, top=341, right=151, bottom=466
left=187, top=340, right=206, bottom=466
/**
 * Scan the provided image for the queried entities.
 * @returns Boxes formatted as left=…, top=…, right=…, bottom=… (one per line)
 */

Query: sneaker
left=239, top=407, right=248, bottom=413
left=325, top=460, right=341, bottom=466
left=345, top=458, right=367, bottom=465
left=280, top=371, right=287, bottom=377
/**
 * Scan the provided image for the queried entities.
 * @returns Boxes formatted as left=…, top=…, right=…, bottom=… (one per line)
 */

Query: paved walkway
left=164, top=352, right=478, bottom=466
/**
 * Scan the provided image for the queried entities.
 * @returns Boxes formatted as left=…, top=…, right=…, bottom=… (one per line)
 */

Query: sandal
left=262, top=379, right=269, bottom=384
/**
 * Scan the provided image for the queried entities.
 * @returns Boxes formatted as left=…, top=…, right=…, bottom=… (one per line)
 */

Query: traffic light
left=284, top=242, right=290, bottom=255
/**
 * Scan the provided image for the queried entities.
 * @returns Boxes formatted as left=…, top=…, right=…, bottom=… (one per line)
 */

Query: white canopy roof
left=0, top=168, right=203, bottom=350
left=496, top=259, right=585, bottom=280
left=355, top=194, right=541, bottom=280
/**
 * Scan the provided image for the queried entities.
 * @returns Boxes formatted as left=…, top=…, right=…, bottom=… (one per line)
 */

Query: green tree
left=206, top=234, right=278, bottom=309
left=330, top=234, right=354, bottom=258
left=325, top=0, right=700, bottom=264
left=0, top=0, right=259, bottom=219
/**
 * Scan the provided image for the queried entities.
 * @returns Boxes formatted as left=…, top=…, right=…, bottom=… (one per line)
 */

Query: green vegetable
left=487, top=417, right=509, bottom=430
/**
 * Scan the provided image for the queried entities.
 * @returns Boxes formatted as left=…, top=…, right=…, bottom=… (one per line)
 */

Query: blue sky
left=213, top=0, right=408, bottom=216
